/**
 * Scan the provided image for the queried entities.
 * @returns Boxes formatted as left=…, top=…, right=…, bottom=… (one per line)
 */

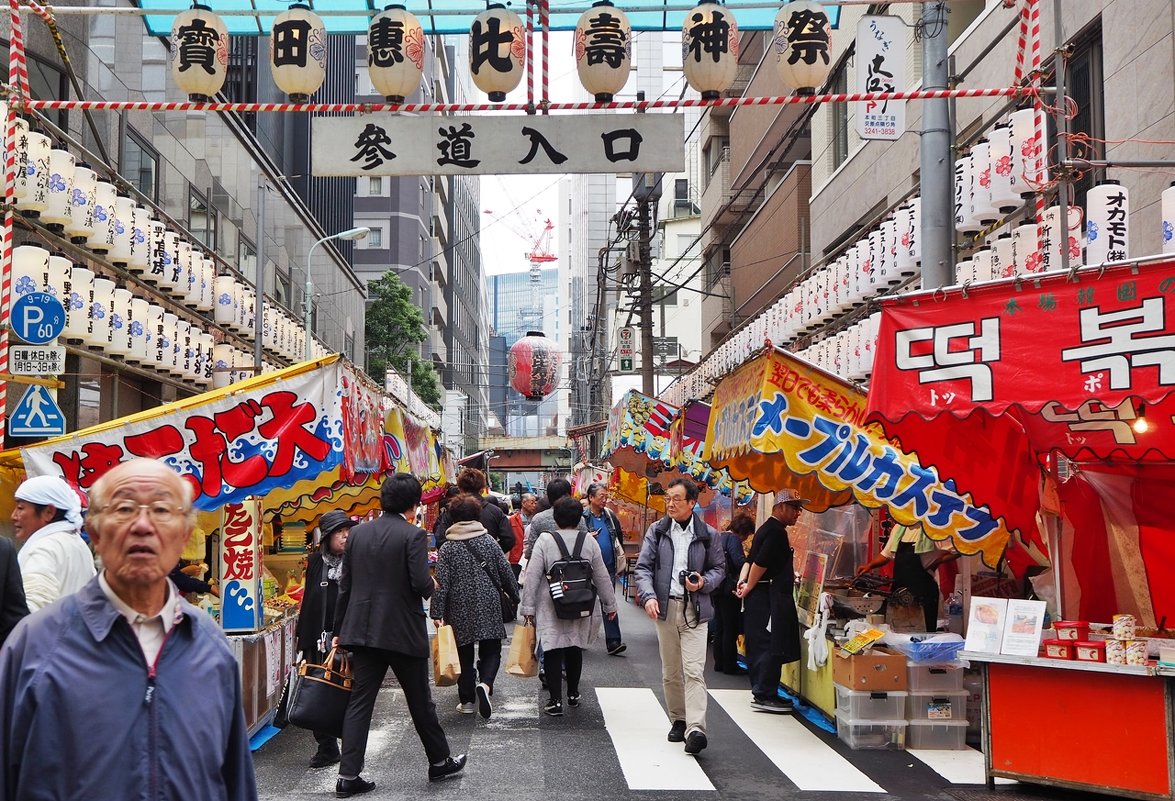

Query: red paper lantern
left=509, top=331, right=562, bottom=400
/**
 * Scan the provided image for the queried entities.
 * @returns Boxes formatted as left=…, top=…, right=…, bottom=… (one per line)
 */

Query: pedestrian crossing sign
left=9, top=384, right=66, bottom=438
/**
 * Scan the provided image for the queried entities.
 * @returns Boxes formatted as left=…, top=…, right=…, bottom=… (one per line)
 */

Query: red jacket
left=507, top=513, right=526, bottom=565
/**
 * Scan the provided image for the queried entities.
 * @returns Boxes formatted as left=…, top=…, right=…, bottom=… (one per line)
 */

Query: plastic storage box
left=908, top=664, right=964, bottom=693
left=835, top=684, right=907, bottom=720
left=907, top=719, right=968, bottom=750
left=906, top=690, right=968, bottom=721
left=835, top=714, right=907, bottom=750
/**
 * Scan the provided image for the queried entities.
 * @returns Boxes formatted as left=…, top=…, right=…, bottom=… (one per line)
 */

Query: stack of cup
left=1107, top=614, right=1144, bottom=666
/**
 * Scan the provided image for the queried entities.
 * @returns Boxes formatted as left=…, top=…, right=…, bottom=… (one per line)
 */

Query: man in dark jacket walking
left=634, top=477, right=724, bottom=757
left=0, top=536, right=28, bottom=647
left=332, top=474, right=466, bottom=795
left=433, top=468, right=514, bottom=553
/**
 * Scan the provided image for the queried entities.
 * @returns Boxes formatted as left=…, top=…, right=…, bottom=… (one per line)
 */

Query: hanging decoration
left=368, top=5, right=426, bottom=103
left=1085, top=180, right=1130, bottom=266
left=773, top=0, right=831, bottom=95
left=574, top=1, right=632, bottom=102
left=1163, top=182, right=1175, bottom=255
left=270, top=3, right=328, bottom=103
left=508, top=331, right=562, bottom=400
left=170, top=3, right=229, bottom=102
left=682, top=0, right=739, bottom=101
left=469, top=4, right=526, bottom=102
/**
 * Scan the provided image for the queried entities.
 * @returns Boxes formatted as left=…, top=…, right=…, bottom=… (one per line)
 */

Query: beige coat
left=520, top=527, right=618, bottom=650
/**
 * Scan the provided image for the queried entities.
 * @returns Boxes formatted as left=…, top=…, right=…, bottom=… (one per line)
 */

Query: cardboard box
left=833, top=646, right=909, bottom=691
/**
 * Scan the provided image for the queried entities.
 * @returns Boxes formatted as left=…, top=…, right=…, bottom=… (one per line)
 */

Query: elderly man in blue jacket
left=0, top=459, right=257, bottom=801
left=634, top=476, right=724, bottom=757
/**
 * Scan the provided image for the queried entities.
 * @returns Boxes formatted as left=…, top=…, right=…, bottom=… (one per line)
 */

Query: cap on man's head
left=773, top=488, right=809, bottom=507
left=319, top=510, right=353, bottom=538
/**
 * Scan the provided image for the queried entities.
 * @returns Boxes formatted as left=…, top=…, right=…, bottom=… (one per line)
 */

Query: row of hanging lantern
left=170, top=0, right=833, bottom=106
left=955, top=107, right=1049, bottom=235
left=796, top=312, right=881, bottom=382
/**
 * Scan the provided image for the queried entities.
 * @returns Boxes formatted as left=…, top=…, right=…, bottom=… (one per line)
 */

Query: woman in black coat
left=295, top=509, right=353, bottom=768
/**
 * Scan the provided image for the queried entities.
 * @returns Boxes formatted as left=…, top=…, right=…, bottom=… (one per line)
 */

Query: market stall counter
left=229, top=609, right=300, bottom=737
left=963, top=650, right=1175, bottom=800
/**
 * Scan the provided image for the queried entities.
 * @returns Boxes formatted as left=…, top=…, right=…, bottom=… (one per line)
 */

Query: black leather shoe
left=428, top=754, right=467, bottom=782
left=684, top=730, right=708, bottom=755
left=667, top=720, right=686, bottom=742
left=310, top=750, right=340, bottom=768
left=335, top=776, right=375, bottom=798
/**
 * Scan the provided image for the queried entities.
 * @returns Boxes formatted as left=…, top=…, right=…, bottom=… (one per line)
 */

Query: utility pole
left=634, top=170, right=662, bottom=396
left=919, top=1, right=953, bottom=289
left=253, top=184, right=265, bottom=373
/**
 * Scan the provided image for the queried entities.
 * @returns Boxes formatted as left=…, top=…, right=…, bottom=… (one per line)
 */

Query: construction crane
left=483, top=209, right=558, bottom=333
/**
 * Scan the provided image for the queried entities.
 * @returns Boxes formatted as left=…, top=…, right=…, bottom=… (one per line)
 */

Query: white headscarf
left=15, top=475, right=84, bottom=529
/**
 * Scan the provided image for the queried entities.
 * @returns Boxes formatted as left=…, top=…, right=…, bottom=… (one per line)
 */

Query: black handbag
left=285, top=647, right=353, bottom=739
left=461, top=541, right=519, bottom=622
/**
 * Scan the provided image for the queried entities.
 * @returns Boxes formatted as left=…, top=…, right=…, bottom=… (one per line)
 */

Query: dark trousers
left=341, top=646, right=450, bottom=776
left=743, top=585, right=783, bottom=700
left=457, top=638, right=503, bottom=702
left=601, top=574, right=622, bottom=648
left=712, top=590, right=743, bottom=671
left=313, top=730, right=339, bottom=755
left=543, top=646, right=582, bottom=703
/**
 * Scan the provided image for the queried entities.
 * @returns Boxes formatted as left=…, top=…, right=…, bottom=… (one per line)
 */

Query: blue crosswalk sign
left=9, top=385, right=66, bottom=437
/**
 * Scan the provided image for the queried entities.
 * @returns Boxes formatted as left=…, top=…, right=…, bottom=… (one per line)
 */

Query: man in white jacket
left=11, top=475, right=96, bottom=611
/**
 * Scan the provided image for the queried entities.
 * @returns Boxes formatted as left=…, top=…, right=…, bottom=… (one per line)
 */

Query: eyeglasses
left=666, top=496, right=692, bottom=505
left=102, top=501, right=186, bottom=525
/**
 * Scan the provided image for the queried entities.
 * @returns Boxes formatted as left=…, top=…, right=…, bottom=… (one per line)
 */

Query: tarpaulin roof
left=704, top=347, right=1016, bottom=567
left=867, top=258, right=1175, bottom=556
left=134, top=0, right=840, bottom=36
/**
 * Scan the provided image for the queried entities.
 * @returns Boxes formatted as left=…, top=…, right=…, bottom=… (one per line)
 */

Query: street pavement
left=253, top=597, right=1098, bottom=801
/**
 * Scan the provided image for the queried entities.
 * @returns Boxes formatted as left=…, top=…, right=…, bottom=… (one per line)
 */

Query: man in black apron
left=858, top=523, right=956, bottom=632
left=735, top=489, right=805, bottom=713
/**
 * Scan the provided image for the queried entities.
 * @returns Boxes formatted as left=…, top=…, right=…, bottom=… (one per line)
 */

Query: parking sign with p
left=10, top=292, right=66, bottom=345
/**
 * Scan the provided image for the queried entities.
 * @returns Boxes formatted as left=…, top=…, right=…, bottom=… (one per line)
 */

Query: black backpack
left=544, top=530, right=598, bottom=620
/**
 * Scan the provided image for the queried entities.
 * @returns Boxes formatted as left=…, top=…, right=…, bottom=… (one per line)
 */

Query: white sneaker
left=456, top=702, right=475, bottom=714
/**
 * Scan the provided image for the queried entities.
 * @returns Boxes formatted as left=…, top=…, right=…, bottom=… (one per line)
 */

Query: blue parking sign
left=10, top=292, right=66, bottom=345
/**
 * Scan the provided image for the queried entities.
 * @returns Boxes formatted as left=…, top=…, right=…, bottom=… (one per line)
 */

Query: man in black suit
left=0, top=537, right=28, bottom=646
left=332, top=474, right=466, bottom=796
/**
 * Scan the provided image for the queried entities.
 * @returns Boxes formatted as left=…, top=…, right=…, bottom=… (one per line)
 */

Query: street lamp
left=304, top=226, right=370, bottom=360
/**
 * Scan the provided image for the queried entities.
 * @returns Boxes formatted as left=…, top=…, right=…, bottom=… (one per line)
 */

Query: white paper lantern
left=198, top=332, right=216, bottom=386
left=11, top=245, right=50, bottom=302
left=159, top=312, right=179, bottom=371
left=271, top=3, right=327, bottom=102
left=862, top=311, right=881, bottom=377
left=170, top=3, right=229, bottom=101
left=63, top=265, right=93, bottom=342
left=183, top=250, right=202, bottom=307
left=988, top=122, right=1021, bottom=212
left=953, top=256, right=974, bottom=286
left=867, top=227, right=886, bottom=294
left=1162, top=182, right=1175, bottom=255
left=107, top=195, right=135, bottom=266
left=46, top=255, right=70, bottom=300
left=214, top=275, right=238, bottom=327
left=1086, top=181, right=1130, bottom=265
left=14, top=124, right=50, bottom=215
left=848, top=238, right=870, bottom=304
left=574, top=1, right=632, bottom=102
left=971, top=248, right=994, bottom=283
left=88, top=277, right=115, bottom=348
left=263, top=306, right=277, bottom=352
left=127, top=206, right=150, bottom=274
left=469, top=4, right=525, bottom=102
left=212, top=343, right=233, bottom=388
left=1013, top=222, right=1041, bottom=275
left=773, top=0, right=831, bottom=95
left=64, top=163, right=97, bottom=244
left=366, top=5, right=425, bottom=103
left=129, top=298, right=151, bottom=364
left=991, top=232, right=1014, bottom=280
left=42, top=147, right=76, bottom=227
left=175, top=320, right=193, bottom=377
left=197, top=256, right=216, bottom=312
left=166, top=316, right=185, bottom=377
left=682, top=0, right=738, bottom=100
left=85, top=180, right=117, bottom=254
left=894, top=204, right=917, bottom=276
left=239, top=285, right=256, bottom=336
left=145, top=304, right=165, bottom=366
left=109, top=287, right=134, bottom=356
left=171, top=239, right=193, bottom=299
left=970, top=139, right=999, bottom=225
left=907, top=197, right=922, bottom=266
left=1009, top=107, right=1048, bottom=194
left=954, top=156, right=981, bottom=234
left=880, top=218, right=899, bottom=286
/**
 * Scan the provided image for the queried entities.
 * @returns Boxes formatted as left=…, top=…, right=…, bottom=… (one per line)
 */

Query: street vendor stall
left=868, top=257, right=1175, bottom=799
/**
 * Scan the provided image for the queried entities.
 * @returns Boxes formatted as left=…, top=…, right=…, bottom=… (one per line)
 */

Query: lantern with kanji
left=773, top=0, right=831, bottom=95
left=681, top=0, right=739, bottom=101
left=469, top=4, right=526, bottom=102
left=509, top=331, right=561, bottom=400
left=575, top=1, right=632, bottom=102
left=170, top=3, right=229, bottom=102
left=368, top=5, right=425, bottom=103
left=1085, top=180, right=1130, bottom=265
left=270, top=3, right=327, bottom=102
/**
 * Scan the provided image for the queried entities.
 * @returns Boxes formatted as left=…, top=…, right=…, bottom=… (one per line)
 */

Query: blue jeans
left=602, top=574, right=623, bottom=648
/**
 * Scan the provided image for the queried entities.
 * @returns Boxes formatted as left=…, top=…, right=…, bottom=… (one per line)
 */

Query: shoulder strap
left=459, top=541, right=503, bottom=592
left=547, top=529, right=573, bottom=560
left=571, top=529, right=589, bottom=559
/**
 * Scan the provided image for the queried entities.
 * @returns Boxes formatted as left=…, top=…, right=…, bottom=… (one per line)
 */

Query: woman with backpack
left=520, top=496, right=619, bottom=717
left=431, top=494, right=520, bottom=720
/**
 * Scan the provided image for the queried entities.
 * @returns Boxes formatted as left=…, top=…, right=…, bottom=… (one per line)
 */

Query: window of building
left=830, top=66, right=849, bottom=170
left=345, top=332, right=356, bottom=361
left=1060, top=25, right=1104, bottom=210
left=275, top=264, right=291, bottom=308
left=122, top=127, right=159, bottom=202
left=368, top=176, right=383, bottom=195
left=189, top=187, right=217, bottom=249
left=238, top=237, right=256, bottom=281
left=653, top=285, right=679, bottom=306
left=27, top=54, right=67, bottom=129
left=366, top=227, right=384, bottom=248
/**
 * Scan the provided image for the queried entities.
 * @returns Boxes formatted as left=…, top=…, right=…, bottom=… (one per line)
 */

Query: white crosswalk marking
left=595, top=687, right=716, bottom=791
left=908, top=747, right=1017, bottom=786
left=708, top=689, right=886, bottom=793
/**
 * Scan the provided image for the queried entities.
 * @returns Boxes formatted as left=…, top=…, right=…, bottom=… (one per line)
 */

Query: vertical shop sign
left=220, top=498, right=264, bottom=633
left=855, top=15, right=905, bottom=140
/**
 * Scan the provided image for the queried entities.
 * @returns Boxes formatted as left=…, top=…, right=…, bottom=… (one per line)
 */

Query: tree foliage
left=365, top=271, right=443, bottom=410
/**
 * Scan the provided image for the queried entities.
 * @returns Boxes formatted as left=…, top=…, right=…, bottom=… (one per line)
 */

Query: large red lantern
left=509, top=331, right=562, bottom=401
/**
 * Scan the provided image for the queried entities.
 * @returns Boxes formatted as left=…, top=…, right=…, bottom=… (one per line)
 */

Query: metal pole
left=304, top=240, right=320, bottom=361
left=637, top=193, right=655, bottom=396
left=919, top=1, right=953, bottom=289
left=1053, top=0, right=1071, bottom=274
left=254, top=184, right=265, bottom=372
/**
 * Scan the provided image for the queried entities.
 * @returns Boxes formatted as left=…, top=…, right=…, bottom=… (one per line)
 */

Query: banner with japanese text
left=220, top=498, right=264, bottom=633
left=705, top=348, right=1015, bottom=567
left=312, top=114, right=685, bottom=176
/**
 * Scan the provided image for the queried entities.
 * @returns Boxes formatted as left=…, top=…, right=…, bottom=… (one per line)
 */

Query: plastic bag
left=432, top=625, right=461, bottom=686
left=505, top=621, right=538, bottom=677
left=883, top=631, right=965, bottom=664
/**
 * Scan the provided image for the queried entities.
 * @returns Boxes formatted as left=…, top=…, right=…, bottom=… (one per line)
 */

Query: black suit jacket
left=0, top=537, right=28, bottom=646
left=334, top=512, right=434, bottom=658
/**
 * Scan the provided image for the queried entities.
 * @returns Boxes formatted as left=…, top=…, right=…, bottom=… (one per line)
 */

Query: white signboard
left=311, top=114, right=685, bottom=176
left=10, top=345, right=65, bottom=375
left=855, top=15, right=906, bottom=140
left=617, top=325, right=635, bottom=358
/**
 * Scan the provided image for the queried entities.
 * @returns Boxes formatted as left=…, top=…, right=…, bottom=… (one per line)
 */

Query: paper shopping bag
left=432, top=624, right=461, bottom=687
left=505, top=621, right=538, bottom=677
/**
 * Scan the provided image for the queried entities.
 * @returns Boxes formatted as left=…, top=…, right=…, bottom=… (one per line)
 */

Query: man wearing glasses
left=633, top=477, right=724, bottom=756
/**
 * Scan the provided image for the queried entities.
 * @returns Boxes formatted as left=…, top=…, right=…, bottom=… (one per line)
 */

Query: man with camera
left=633, top=477, right=724, bottom=756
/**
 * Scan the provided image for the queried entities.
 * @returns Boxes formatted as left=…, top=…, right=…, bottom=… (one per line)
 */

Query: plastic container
left=1043, top=639, right=1076, bottom=660
left=907, top=719, right=969, bottom=750
left=1074, top=640, right=1106, bottom=663
left=835, top=684, right=907, bottom=721
left=1053, top=621, right=1090, bottom=641
left=835, top=714, right=907, bottom=750
left=906, top=690, right=968, bottom=721
left=908, top=664, right=964, bottom=693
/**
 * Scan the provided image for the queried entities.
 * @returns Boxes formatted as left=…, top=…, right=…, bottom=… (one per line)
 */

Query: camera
left=679, top=570, right=701, bottom=584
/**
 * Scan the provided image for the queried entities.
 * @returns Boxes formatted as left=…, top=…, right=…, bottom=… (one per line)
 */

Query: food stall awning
left=705, top=347, right=1015, bottom=567
left=0, top=356, right=448, bottom=522
left=867, top=258, right=1175, bottom=558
